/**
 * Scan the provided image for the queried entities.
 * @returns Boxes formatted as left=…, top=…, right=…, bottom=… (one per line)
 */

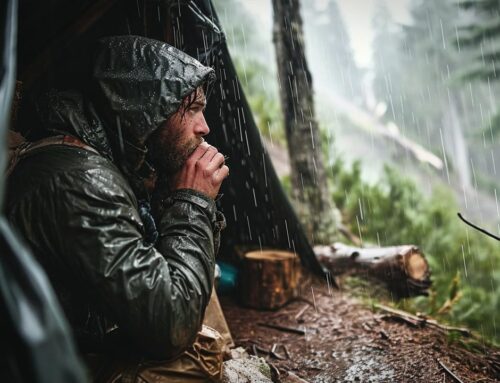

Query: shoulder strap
left=6, top=134, right=100, bottom=177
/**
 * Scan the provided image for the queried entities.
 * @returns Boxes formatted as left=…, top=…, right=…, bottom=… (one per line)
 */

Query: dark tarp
left=0, top=0, right=88, bottom=382
left=15, top=0, right=324, bottom=275
left=169, top=1, right=325, bottom=274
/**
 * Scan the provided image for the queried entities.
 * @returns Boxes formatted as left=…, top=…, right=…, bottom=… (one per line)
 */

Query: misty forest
left=213, top=0, right=500, bottom=347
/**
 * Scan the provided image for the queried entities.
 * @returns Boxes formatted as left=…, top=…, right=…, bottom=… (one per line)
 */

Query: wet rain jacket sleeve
left=7, top=148, right=218, bottom=360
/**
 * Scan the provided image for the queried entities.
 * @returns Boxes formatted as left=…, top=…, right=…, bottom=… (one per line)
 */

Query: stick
left=257, top=322, right=306, bottom=335
left=268, top=362, right=281, bottom=379
left=252, top=344, right=258, bottom=356
left=270, top=350, right=287, bottom=360
left=281, top=345, right=291, bottom=360
left=295, top=304, right=309, bottom=320
left=375, top=304, right=471, bottom=336
left=437, top=359, right=465, bottom=383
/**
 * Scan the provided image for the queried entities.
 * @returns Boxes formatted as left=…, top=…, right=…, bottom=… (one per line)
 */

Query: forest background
left=213, top=0, right=500, bottom=345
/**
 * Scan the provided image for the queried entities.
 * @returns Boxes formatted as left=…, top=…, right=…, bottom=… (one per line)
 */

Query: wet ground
left=220, top=281, right=499, bottom=382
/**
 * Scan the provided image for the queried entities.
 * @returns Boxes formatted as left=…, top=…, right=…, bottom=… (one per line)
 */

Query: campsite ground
left=221, top=279, right=500, bottom=382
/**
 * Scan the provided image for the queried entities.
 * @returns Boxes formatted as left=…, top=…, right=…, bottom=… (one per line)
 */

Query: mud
left=221, top=281, right=499, bottom=382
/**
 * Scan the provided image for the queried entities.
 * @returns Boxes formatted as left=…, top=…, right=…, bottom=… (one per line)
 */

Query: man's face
left=147, top=88, right=209, bottom=175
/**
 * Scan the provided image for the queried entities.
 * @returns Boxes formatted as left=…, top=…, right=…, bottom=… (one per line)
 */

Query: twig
left=295, top=304, right=309, bottom=320
left=375, top=304, right=471, bottom=336
left=256, top=345, right=269, bottom=354
left=267, top=362, right=280, bottom=379
left=281, top=345, right=291, bottom=360
left=257, top=322, right=306, bottom=335
left=437, top=359, right=465, bottom=383
left=269, top=343, right=289, bottom=360
left=270, top=350, right=287, bottom=360
left=252, top=344, right=258, bottom=356
left=380, top=314, right=420, bottom=328
left=457, top=213, right=500, bottom=241
left=251, top=344, right=273, bottom=357
left=252, top=343, right=287, bottom=360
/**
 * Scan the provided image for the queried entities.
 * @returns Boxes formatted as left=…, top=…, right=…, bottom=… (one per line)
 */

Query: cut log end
left=404, top=251, right=428, bottom=280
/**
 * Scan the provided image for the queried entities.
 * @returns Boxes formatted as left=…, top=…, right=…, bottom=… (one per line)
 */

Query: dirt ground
left=220, top=280, right=500, bottom=383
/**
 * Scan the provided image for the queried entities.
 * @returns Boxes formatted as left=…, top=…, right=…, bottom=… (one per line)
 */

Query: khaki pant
left=87, top=325, right=224, bottom=383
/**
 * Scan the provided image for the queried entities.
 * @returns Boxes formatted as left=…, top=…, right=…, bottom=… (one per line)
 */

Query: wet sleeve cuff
left=169, top=189, right=216, bottom=215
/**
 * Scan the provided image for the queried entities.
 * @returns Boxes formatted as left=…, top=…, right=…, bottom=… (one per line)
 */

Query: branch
left=457, top=213, right=500, bottom=241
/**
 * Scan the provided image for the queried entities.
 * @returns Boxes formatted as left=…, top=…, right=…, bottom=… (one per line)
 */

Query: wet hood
left=37, top=36, right=215, bottom=175
left=93, top=35, right=215, bottom=147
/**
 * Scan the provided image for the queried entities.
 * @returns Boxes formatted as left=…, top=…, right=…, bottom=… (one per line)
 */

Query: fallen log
left=314, top=243, right=431, bottom=298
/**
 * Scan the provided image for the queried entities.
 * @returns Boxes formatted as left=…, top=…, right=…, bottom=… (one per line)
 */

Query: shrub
left=330, top=160, right=500, bottom=344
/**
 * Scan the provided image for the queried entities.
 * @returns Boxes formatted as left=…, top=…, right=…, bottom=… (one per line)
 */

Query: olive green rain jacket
left=5, top=36, right=224, bottom=360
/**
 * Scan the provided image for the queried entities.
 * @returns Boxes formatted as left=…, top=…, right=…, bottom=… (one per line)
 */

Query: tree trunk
left=272, top=0, right=339, bottom=244
left=446, top=90, right=471, bottom=190
left=314, top=243, right=431, bottom=298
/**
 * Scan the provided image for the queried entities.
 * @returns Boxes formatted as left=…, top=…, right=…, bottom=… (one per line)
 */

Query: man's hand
left=171, top=142, right=229, bottom=199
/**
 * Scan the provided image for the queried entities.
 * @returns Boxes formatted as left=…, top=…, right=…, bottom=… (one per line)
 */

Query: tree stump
left=239, top=250, right=302, bottom=310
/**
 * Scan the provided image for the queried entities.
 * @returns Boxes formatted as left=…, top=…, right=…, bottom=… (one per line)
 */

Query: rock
left=222, top=356, right=273, bottom=383
left=229, top=346, right=250, bottom=360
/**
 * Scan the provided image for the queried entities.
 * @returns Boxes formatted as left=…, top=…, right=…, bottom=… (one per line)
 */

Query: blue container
left=216, top=261, right=238, bottom=295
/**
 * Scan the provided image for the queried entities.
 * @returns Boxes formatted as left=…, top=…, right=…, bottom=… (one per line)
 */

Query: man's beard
left=146, top=128, right=201, bottom=176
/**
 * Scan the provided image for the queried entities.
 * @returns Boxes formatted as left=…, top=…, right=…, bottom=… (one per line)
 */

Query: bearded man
left=6, top=35, right=228, bottom=382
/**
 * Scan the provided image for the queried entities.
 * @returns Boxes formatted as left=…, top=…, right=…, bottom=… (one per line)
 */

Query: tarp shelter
left=15, top=0, right=324, bottom=274
left=0, top=0, right=87, bottom=382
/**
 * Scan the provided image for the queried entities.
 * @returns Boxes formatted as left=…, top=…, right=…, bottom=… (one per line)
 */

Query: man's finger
left=206, top=153, right=225, bottom=173
left=188, top=141, right=211, bottom=163
left=212, top=165, right=229, bottom=183
left=197, top=145, right=218, bottom=165
left=186, top=142, right=210, bottom=166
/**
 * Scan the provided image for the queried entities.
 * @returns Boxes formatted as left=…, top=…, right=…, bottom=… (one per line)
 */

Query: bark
left=272, top=0, right=340, bottom=244
left=314, top=243, right=432, bottom=298
left=239, top=250, right=302, bottom=309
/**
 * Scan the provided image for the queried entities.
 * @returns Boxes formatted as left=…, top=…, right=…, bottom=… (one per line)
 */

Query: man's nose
left=195, top=114, right=210, bottom=136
